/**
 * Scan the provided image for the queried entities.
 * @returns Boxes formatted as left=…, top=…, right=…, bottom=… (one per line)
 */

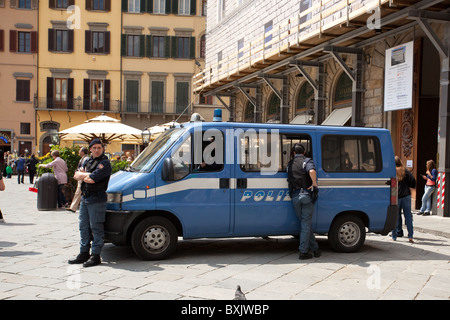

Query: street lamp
left=142, top=127, right=151, bottom=147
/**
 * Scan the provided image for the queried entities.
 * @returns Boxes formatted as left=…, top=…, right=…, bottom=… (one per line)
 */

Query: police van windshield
left=129, top=128, right=185, bottom=172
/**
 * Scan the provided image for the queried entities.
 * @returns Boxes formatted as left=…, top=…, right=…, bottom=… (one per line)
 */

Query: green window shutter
left=146, top=0, right=153, bottom=13
left=165, top=0, right=171, bottom=13
left=171, top=36, right=177, bottom=58
left=139, top=34, right=146, bottom=57
left=176, top=82, right=189, bottom=113
left=121, top=34, right=127, bottom=56
left=122, top=0, right=128, bottom=12
left=142, top=0, right=148, bottom=13
left=171, top=0, right=178, bottom=14
left=151, top=81, right=164, bottom=112
left=165, top=36, right=171, bottom=58
left=189, top=36, right=195, bottom=59
left=190, top=0, right=196, bottom=15
left=146, top=35, right=152, bottom=57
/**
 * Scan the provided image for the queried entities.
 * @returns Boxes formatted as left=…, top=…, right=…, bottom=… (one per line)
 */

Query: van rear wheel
left=131, top=216, right=178, bottom=260
left=328, top=214, right=366, bottom=253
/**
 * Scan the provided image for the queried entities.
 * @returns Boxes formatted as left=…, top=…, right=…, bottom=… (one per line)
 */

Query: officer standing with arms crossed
left=287, top=143, right=320, bottom=260
left=69, top=139, right=112, bottom=267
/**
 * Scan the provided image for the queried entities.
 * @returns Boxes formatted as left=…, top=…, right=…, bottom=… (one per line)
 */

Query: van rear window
left=321, top=135, right=382, bottom=173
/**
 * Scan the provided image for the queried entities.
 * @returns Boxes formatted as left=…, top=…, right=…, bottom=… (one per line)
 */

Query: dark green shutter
left=122, top=0, right=128, bottom=12
left=190, top=0, right=196, bottom=15
left=146, top=0, right=153, bottom=13
left=151, top=81, right=164, bottom=113
left=165, top=0, right=171, bottom=13
left=171, top=0, right=178, bottom=14
left=139, top=35, right=145, bottom=57
left=142, top=0, right=148, bottom=13
left=164, top=36, right=170, bottom=58
left=176, top=82, right=189, bottom=113
left=189, top=36, right=195, bottom=59
left=146, top=35, right=152, bottom=57
left=83, top=79, right=90, bottom=110
left=121, top=34, right=127, bottom=56
left=171, top=36, right=177, bottom=58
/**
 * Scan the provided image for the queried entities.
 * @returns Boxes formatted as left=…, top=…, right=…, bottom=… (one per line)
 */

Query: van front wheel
left=328, top=215, right=366, bottom=253
left=131, top=217, right=178, bottom=260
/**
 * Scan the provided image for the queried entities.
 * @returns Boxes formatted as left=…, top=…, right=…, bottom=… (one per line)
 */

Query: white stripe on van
left=120, top=177, right=389, bottom=203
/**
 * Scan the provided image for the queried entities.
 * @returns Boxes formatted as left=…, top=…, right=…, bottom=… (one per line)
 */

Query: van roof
left=181, top=121, right=389, bottom=134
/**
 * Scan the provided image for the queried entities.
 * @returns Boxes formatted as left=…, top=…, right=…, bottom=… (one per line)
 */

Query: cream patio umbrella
left=58, top=113, right=143, bottom=145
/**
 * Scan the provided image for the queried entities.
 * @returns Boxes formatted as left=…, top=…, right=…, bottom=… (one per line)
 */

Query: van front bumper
left=104, top=210, right=145, bottom=245
left=380, top=205, right=398, bottom=236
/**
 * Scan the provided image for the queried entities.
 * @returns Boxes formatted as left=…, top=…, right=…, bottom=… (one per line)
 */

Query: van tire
left=328, top=214, right=366, bottom=253
left=131, top=216, right=178, bottom=260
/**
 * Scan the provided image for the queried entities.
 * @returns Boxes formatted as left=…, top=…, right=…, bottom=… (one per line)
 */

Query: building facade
left=36, top=0, right=122, bottom=155
left=196, top=0, right=450, bottom=216
left=0, top=0, right=38, bottom=156
left=32, top=0, right=214, bottom=157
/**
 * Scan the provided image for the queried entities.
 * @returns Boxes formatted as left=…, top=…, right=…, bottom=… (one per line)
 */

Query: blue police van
left=105, top=118, right=398, bottom=260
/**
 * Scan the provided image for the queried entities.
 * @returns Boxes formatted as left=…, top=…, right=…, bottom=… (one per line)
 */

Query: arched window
left=266, top=93, right=280, bottom=122
left=333, top=72, right=352, bottom=107
left=296, top=82, right=314, bottom=113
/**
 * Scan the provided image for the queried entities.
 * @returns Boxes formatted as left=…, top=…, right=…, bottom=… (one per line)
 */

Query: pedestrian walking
left=69, top=139, right=112, bottom=267
left=0, top=150, right=5, bottom=222
left=26, top=154, right=39, bottom=184
left=66, top=147, right=89, bottom=213
left=287, top=143, right=320, bottom=260
left=392, top=156, right=416, bottom=243
left=418, top=159, right=437, bottom=216
left=38, top=150, right=69, bottom=209
left=15, top=155, right=26, bottom=184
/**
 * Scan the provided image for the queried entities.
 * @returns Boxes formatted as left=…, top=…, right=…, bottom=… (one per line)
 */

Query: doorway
left=394, top=37, right=440, bottom=210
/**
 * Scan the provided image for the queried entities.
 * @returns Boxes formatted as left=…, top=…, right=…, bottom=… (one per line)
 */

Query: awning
left=290, top=114, right=311, bottom=125
left=321, top=107, right=352, bottom=126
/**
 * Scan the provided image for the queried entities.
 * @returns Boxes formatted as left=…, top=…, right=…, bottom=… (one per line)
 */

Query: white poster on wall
left=384, top=41, right=414, bottom=112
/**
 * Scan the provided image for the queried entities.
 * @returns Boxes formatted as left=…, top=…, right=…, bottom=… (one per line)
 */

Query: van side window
left=193, top=130, right=224, bottom=173
left=240, top=131, right=281, bottom=172
left=322, top=135, right=382, bottom=172
left=281, top=135, right=312, bottom=171
left=171, top=135, right=192, bottom=181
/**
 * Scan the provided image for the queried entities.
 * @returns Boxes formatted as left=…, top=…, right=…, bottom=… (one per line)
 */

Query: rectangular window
left=56, top=30, right=69, bottom=52
left=237, top=38, right=244, bottom=60
left=152, top=36, right=165, bottom=57
left=199, top=93, right=213, bottom=105
left=321, top=135, right=382, bottom=173
left=92, top=31, right=104, bottom=53
left=151, top=81, right=164, bottom=113
left=128, top=0, right=140, bottom=13
left=125, top=80, right=139, bottom=112
left=127, top=35, right=140, bottom=57
left=154, top=0, right=165, bottom=14
left=281, top=135, right=312, bottom=171
left=18, top=0, right=31, bottom=8
left=179, top=0, right=190, bottom=15
left=56, top=0, right=69, bottom=8
left=16, top=79, right=30, bottom=102
left=18, top=32, right=31, bottom=53
left=54, top=78, right=68, bottom=109
left=264, top=21, right=273, bottom=50
left=175, top=81, right=189, bottom=113
left=177, top=37, right=189, bottom=59
left=240, top=131, right=281, bottom=173
left=93, top=0, right=105, bottom=10
left=91, top=80, right=104, bottom=110
left=20, top=122, right=31, bottom=135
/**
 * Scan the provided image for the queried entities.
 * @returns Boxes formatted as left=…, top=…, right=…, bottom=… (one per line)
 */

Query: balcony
left=35, top=98, right=191, bottom=116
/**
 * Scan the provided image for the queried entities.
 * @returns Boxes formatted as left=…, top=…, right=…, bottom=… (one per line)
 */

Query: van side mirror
left=162, top=158, right=174, bottom=181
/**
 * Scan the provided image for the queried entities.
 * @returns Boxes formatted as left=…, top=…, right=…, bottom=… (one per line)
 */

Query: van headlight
left=107, top=192, right=122, bottom=204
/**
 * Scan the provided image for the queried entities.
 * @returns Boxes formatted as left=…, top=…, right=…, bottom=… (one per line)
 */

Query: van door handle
left=237, top=178, right=247, bottom=189
left=220, top=178, right=230, bottom=189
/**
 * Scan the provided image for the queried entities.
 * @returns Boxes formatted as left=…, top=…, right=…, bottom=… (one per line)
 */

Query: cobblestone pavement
left=0, top=177, right=449, bottom=301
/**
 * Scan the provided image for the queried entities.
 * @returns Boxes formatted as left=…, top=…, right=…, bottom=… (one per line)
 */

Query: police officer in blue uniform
left=69, top=138, right=112, bottom=267
left=287, top=143, right=320, bottom=260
